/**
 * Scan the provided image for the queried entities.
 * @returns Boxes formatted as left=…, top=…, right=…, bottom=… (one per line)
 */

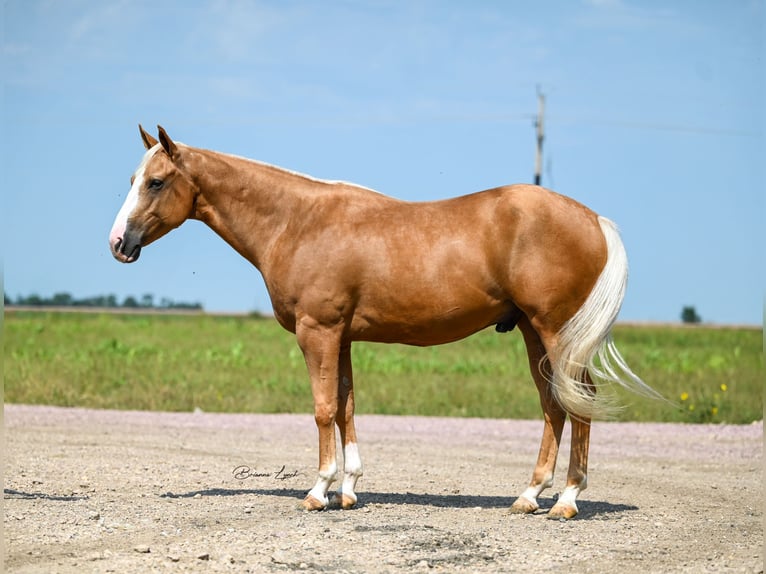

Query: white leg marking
left=518, top=485, right=544, bottom=510
left=555, top=475, right=587, bottom=511
left=337, top=442, right=363, bottom=504
left=515, top=474, right=554, bottom=511
left=307, top=459, right=337, bottom=507
left=557, top=485, right=580, bottom=508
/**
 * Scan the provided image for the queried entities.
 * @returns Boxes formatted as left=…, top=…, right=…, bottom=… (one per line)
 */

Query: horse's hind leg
left=329, top=343, right=363, bottom=509
left=510, top=317, right=567, bottom=515
left=548, top=378, right=592, bottom=519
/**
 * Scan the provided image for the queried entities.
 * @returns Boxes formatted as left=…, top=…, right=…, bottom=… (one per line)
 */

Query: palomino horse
left=110, top=125, right=657, bottom=519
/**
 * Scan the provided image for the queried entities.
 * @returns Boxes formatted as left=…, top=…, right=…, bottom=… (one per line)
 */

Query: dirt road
left=3, top=405, right=763, bottom=573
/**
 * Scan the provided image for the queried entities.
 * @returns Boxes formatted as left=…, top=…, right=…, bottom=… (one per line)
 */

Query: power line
left=534, top=87, right=545, bottom=186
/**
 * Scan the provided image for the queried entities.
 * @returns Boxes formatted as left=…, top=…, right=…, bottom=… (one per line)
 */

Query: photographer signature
left=232, top=464, right=302, bottom=481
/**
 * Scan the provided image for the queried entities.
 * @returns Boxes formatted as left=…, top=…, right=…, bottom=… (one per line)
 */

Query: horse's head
left=109, top=125, right=197, bottom=263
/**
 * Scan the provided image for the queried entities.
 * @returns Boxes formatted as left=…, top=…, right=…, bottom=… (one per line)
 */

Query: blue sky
left=2, top=0, right=763, bottom=325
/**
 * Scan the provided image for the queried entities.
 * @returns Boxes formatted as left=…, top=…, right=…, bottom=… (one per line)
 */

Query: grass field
left=3, top=310, right=763, bottom=424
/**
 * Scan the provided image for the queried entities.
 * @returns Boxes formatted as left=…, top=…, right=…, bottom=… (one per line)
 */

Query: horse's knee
left=314, top=402, right=337, bottom=428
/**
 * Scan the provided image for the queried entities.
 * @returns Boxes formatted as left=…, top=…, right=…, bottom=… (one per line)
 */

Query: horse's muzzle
left=111, top=234, right=142, bottom=263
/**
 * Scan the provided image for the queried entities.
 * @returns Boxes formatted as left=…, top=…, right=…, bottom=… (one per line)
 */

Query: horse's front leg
left=329, top=342, right=363, bottom=509
left=297, top=323, right=342, bottom=511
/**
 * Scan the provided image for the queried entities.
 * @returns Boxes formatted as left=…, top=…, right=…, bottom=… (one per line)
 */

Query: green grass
left=3, top=311, right=763, bottom=423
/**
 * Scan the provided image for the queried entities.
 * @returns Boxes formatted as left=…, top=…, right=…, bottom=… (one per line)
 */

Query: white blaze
left=109, top=146, right=157, bottom=246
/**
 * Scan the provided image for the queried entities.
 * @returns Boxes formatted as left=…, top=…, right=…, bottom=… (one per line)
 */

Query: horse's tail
left=548, top=216, right=661, bottom=419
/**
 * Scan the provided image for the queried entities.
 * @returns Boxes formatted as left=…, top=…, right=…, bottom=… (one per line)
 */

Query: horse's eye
left=148, top=179, right=164, bottom=191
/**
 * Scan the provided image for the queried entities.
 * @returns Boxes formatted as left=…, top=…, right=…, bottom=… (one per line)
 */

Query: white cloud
left=67, top=0, right=140, bottom=43
left=194, top=0, right=294, bottom=63
left=576, top=0, right=680, bottom=30
left=583, top=0, right=626, bottom=7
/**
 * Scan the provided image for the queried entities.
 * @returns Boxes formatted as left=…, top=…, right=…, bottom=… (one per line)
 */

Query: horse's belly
left=350, top=299, right=510, bottom=346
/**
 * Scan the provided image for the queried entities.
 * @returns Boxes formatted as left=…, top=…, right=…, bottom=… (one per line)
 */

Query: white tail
left=548, top=216, right=661, bottom=419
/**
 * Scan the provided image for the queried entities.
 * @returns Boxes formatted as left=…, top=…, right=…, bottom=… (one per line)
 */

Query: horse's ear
left=157, top=125, right=179, bottom=160
left=139, top=124, right=158, bottom=149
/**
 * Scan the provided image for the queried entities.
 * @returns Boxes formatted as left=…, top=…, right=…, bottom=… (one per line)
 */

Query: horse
left=109, top=125, right=658, bottom=519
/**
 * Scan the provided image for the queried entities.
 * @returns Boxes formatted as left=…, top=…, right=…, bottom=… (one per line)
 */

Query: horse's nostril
left=128, top=245, right=142, bottom=262
left=114, top=237, right=123, bottom=253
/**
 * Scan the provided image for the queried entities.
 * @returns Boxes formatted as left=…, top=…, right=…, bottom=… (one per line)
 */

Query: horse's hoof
left=329, top=492, right=357, bottom=510
left=300, top=494, right=327, bottom=511
left=509, top=496, right=538, bottom=514
left=547, top=502, right=578, bottom=520
left=339, top=493, right=357, bottom=510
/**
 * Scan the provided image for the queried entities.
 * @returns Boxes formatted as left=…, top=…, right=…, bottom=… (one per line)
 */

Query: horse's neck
left=188, top=148, right=313, bottom=269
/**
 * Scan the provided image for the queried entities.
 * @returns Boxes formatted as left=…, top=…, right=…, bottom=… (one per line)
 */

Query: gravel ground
left=3, top=404, right=763, bottom=573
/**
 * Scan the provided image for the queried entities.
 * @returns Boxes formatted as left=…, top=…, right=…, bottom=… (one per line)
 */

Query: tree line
left=4, top=292, right=203, bottom=310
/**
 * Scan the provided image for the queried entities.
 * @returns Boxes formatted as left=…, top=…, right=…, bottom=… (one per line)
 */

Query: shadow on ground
left=157, top=487, right=637, bottom=518
left=4, top=488, right=90, bottom=502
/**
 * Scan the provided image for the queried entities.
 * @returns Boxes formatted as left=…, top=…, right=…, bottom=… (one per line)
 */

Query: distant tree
left=122, top=296, right=139, bottom=308
left=4, top=292, right=10, bottom=305
left=9, top=291, right=201, bottom=311
left=172, top=301, right=203, bottom=310
left=73, top=294, right=110, bottom=307
left=681, top=306, right=702, bottom=324
left=21, top=293, right=44, bottom=306
left=51, top=292, right=74, bottom=306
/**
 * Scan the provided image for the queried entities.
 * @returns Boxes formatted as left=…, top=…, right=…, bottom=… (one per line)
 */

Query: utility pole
left=534, top=88, right=545, bottom=186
